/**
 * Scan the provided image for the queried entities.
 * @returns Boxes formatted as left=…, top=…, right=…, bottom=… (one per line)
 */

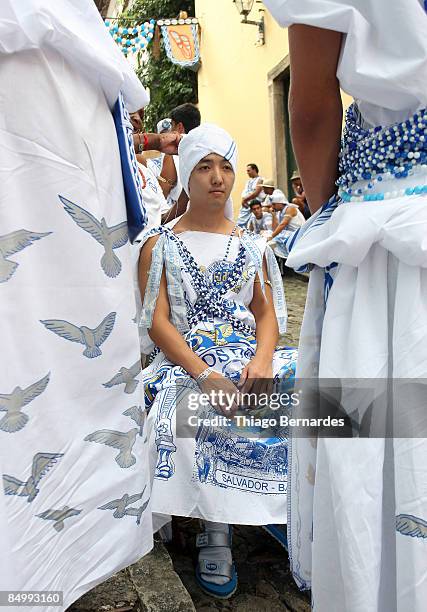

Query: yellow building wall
left=195, top=0, right=353, bottom=216
left=195, top=0, right=289, bottom=215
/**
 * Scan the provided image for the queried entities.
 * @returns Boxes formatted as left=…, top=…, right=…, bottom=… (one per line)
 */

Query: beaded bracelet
left=196, top=367, right=213, bottom=383
left=138, top=132, right=149, bottom=154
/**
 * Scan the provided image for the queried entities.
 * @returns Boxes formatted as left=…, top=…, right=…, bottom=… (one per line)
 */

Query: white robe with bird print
left=0, top=1, right=153, bottom=610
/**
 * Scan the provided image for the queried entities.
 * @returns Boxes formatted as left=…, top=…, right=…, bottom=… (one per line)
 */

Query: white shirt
left=249, top=212, right=273, bottom=236
left=242, top=176, right=263, bottom=202
left=148, top=154, right=182, bottom=208
left=137, top=162, right=169, bottom=232
left=263, top=0, right=427, bottom=127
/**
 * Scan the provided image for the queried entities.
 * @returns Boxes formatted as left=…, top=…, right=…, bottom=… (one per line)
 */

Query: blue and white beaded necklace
left=338, top=104, right=427, bottom=203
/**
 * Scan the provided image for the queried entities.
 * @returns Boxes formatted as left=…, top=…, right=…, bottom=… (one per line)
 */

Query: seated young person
left=247, top=200, right=274, bottom=238
left=137, top=124, right=297, bottom=599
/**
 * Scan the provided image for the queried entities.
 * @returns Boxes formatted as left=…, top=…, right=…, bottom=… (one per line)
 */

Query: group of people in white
left=1, top=0, right=426, bottom=611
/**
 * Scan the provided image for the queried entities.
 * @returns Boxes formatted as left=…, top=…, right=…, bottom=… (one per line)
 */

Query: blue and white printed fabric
left=0, top=2, right=152, bottom=610
left=113, top=92, right=148, bottom=243
left=139, top=227, right=297, bottom=527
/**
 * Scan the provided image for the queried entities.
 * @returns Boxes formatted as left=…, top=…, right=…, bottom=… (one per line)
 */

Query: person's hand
left=239, top=355, right=274, bottom=397
left=199, top=370, right=241, bottom=417
left=158, top=132, right=182, bottom=155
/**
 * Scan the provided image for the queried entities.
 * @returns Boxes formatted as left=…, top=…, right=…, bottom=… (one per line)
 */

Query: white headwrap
left=178, top=123, right=237, bottom=220
left=271, top=189, right=289, bottom=204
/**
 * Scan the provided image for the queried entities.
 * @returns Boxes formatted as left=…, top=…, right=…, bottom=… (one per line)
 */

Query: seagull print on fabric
left=0, top=229, right=51, bottom=283
left=40, top=312, right=116, bottom=358
left=84, top=428, right=138, bottom=468
left=396, top=514, right=427, bottom=539
left=36, top=507, right=82, bottom=532
left=2, top=452, right=63, bottom=503
left=0, top=373, right=50, bottom=433
left=59, top=196, right=128, bottom=278
left=123, top=406, right=145, bottom=437
left=103, top=360, right=142, bottom=394
left=98, top=487, right=149, bottom=525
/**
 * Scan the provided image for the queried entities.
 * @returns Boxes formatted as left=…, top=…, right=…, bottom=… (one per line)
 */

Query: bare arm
left=288, top=25, right=343, bottom=213
left=242, top=179, right=263, bottom=205
left=133, top=132, right=181, bottom=155
left=271, top=208, right=297, bottom=238
left=158, top=155, right=178, bottom=198
left=240, top=258, right=278, bottom=392
left=250, top=260, right=279, bottom=362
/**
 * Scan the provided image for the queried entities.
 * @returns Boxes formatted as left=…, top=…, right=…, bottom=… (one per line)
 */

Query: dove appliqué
left=396, top=514, right=427, bottom=539
left=84, top=428, right=138, bottom=468
left=103, top=360, right=142, bottom=394
left=59, top=195, right=128, bottom=278
left=98, top=487, right=149, bottom=525
left=40, top=312, right=116, bottom=358
left=0, top=373, right=50, bottom=433
left=0, top=229, right=51, bottom=283
left=37, top=506, right=82, bottom=532
left=3, top=452, right=63, bottom=502
left=123, top=406, right=145, bottom=437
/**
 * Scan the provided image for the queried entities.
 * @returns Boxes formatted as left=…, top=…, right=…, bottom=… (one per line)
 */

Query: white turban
left=178, top=123, right=237, bottom=220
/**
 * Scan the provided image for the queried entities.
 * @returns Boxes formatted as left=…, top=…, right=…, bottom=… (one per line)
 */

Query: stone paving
left=68, top=271, right=309, bottom=612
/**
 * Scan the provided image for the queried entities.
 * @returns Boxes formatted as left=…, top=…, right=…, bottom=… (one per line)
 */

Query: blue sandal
left=195, top=529, right=238, bottom=599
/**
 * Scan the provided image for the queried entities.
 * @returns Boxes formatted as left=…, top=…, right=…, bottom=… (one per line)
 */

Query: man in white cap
left=268, top=189, right=305, bottom=258
left=259, top=178, right=276, bottom=210
left=0, top=1, right=178, bottom=608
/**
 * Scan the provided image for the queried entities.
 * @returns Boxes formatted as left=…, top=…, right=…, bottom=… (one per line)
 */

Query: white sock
left=198, top=521, right=233, bottom=586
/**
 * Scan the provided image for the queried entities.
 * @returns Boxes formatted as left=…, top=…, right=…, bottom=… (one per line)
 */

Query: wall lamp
left=233, top=0, right=265, bottom=45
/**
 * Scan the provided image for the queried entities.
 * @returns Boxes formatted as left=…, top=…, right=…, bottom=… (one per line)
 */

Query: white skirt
left=286, top=178, right=427, bottom=612
left=143, top=334, right=298, bottom=530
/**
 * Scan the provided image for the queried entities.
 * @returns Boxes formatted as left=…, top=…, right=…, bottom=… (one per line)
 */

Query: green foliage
left=124, top=0, right=197, bottom=131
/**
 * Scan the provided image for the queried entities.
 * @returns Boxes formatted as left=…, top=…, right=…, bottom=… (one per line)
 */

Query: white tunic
left=140, top=229, right=297, bottom=528
left=0, top=2, right=152, bottom=610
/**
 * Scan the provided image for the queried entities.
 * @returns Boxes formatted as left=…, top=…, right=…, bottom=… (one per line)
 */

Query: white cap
left=157, top=118, right=172, bottom=133
left=271, top=189, right=288, bottom=204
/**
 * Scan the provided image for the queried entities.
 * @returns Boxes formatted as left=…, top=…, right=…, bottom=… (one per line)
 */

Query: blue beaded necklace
left=338, top=104, right=427, bottom=203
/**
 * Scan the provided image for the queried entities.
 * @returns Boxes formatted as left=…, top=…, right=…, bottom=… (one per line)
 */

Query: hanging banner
left=159, top=19, right=200, bottom=69
left=104, top=19, right=156, bottom=56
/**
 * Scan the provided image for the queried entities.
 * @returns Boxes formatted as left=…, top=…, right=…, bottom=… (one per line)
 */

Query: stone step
left=68, top=540, right=195, bottom=612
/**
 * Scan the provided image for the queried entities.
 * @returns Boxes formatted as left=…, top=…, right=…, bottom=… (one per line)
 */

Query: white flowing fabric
left=264, top=1, right=427, bottom=611
left=0, top=2, right=152, bottom=610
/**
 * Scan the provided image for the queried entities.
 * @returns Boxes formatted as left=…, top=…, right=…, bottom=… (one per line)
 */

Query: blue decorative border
left=113, top=92, right=148, bottom=243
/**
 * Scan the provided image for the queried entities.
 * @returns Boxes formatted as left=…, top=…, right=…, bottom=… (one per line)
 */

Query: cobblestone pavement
left=68, top=271, right=309, bottom=612
left=167, top=271, right=310, bottom=612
